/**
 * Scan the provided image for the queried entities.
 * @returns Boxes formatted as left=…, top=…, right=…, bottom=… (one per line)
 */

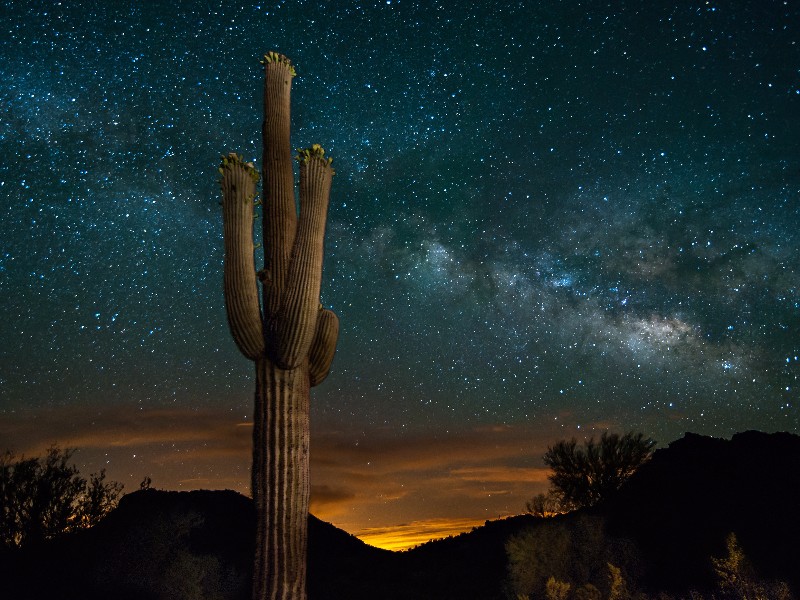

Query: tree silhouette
left=542, top=431, right=655, bottom=510
left=0, top=446, right=123, bottom=548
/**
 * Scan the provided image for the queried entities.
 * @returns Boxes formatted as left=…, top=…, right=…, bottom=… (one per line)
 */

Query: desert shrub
left=0, top=446, right=123, bottom=548
left=545, top=576, right=571, bottom=600
left=506, top=513, right=643, bottom=600
left=711, top=533, right=793, bottom=600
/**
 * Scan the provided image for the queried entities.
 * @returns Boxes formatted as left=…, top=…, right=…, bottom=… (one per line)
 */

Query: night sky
left=1, top=1, right=798, bottom=550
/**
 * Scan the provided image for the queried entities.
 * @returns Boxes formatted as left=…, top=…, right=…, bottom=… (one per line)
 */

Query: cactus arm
left=273, top=149, right=334, bottom=368
left=220, top=153, right=265, bottom=360
left=309, top=307, right=339, bottom=387
left=261, top=52, right=297, bottom=320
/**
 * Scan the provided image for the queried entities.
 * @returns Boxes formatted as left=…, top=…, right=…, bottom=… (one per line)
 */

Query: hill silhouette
left=605, top=430, right=800, bottom=594
left=2, top=488, right=394, bottom=600
left=2, top=430, right=798, bottom=599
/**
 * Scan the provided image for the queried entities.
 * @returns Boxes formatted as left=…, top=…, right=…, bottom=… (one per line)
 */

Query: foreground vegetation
left=507, top=517, right=793, bottom=600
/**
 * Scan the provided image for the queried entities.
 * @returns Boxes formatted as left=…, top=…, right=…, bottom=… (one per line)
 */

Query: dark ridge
left=604, top=429, right=800, bottom=594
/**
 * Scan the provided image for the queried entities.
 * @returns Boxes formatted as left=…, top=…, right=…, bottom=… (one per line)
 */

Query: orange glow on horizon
left=354, top=517, right=487, bottom=551
left=0, top=404, right=582, bottom=550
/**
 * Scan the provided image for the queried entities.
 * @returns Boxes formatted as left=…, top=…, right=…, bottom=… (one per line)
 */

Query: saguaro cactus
left=218, top=52, right=339, bottom=600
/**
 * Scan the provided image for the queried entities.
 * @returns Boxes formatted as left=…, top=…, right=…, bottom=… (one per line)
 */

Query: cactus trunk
left=252, top=358, right=310, bottom=600
left=218, top=52, right=339, bottom=600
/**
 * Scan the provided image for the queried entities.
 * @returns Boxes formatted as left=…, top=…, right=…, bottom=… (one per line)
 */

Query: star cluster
left=1, top=0, right=798, bottom=544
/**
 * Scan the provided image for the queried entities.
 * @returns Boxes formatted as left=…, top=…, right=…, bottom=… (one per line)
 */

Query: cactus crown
left=260, top=51, right=296, bottom=77
left=218, top=152, right=260, bottom=184
left=296, top=144, right=335, bottom=172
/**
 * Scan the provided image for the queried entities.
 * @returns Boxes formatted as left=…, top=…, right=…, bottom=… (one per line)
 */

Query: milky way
left=1, top=1, right=798, bottom=544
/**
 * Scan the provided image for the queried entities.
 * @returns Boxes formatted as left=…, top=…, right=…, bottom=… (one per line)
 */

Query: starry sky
left=1, top=0, right=798, bottom=550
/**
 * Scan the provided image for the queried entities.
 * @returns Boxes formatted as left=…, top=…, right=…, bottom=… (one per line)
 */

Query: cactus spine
left=219, top=52, right=339, bottom=600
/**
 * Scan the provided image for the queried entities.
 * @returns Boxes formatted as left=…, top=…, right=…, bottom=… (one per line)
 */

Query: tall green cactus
left=218, top=52, right=339, bottom=600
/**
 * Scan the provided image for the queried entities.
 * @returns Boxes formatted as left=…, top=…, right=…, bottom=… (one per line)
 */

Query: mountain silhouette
left=2, top=430, right=798, bottom=599
left=604, top=430, right=800, bottom=594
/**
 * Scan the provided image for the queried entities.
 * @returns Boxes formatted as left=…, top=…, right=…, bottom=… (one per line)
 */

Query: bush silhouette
left=542, top=431, right=655, bottom=511
left=0, top=446, right=123, bottom=548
